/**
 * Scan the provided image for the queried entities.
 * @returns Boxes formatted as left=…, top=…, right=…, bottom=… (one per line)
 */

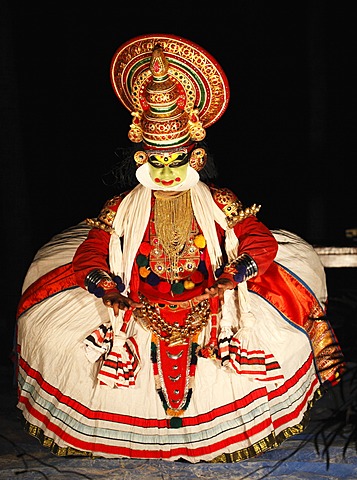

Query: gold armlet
left=86, top=218, right=115, bottom=234
left=86, top=195, right=123, bottom=233
left=226, top=203, right=261, bottom=228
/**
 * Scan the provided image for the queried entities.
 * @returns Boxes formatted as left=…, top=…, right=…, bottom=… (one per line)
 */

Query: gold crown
left=110, top=34, right=230, bottom=150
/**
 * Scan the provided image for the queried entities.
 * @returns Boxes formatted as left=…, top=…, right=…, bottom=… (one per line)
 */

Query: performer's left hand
left=194, top=278, right=235, bottom=304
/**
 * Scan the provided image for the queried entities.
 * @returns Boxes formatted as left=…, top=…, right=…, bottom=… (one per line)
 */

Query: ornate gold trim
left=226, top=203, right=261, bottom=228
left=86, top=218, right=115, bottom=234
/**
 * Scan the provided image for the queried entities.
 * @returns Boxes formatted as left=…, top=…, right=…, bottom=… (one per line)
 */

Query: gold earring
left=134, top=150, right=148, bottom=165
left=189, top=147, right=207, bottom=171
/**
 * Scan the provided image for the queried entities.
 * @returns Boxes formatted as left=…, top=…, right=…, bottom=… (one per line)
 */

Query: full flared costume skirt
left=16, top=223, right=343, bottom=463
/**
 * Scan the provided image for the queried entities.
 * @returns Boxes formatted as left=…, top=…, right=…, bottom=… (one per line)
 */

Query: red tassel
left=98, top=335, right=140, bottom=388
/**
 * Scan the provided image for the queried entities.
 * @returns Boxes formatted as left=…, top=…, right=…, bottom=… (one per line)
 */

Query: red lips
left=156, top=179, right=174, bottom=186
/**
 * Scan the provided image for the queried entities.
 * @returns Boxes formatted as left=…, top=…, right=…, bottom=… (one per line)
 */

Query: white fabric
left=135, top=163, right=200, bottom=191
left=16, top=221, right=325, bottom=462
left=21, top=222, right=91, bottom=292
left=107, top=180, right=241, bottom=334
left=16, top=181, right=330, bottom=462
left=109, top=180, right=234, bottom=283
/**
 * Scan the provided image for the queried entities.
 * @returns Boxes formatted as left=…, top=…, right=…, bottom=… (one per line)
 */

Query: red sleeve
left=72, top=193, right=127, bottom=288
left=232, top=215, right=278, bottom=276
left=209, top=184, right=277, bottom=277
left=72, top=228, right=111, bottom=288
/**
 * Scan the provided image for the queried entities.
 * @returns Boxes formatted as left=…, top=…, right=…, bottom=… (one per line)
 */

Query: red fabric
left=17, top=263, right=77, bottom=319
left=19, top=186, right=279, bottom=322
left=72, top=228, right=111, bottom=288
left=248, top=261, right=324, bottom=328
left=231, top=215, right=278, bottom=276
left=71, top=204, right=278, bottom=296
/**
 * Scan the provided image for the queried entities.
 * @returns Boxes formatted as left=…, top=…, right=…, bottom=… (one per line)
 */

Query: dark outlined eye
left=148, top=156, right=165, bottom=167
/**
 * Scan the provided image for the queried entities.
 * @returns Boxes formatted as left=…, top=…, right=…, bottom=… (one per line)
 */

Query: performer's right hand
left=102, top=292, right=143, bottom=317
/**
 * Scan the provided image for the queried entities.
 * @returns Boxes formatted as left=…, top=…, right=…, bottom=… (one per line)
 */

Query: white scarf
left=107, top=175, right=239, bottom=328
left=109, top=181, right=238, bottom=283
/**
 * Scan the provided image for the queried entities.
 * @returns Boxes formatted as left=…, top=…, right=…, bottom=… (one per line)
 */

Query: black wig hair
left=101, top=141, right=218, bottom=192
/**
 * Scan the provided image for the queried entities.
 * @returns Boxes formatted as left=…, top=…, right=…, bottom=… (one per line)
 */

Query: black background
left=1, top=1, right=356, bottom=366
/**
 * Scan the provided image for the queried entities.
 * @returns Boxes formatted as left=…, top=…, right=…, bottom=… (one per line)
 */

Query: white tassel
left=83, top=322, right=113, bottom=363
left=218, top=289, right=237, bottom=365
left=97, top=311, right=140, bottom=388
left=228, top=282, right=284, bottom=383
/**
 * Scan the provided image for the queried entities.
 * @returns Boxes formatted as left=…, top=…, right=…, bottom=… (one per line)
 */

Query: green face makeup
left=148, top=151, right=189, bottom=188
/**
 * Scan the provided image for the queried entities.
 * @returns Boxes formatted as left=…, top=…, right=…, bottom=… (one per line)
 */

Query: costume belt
left=135, top=294, right=210, bottom=346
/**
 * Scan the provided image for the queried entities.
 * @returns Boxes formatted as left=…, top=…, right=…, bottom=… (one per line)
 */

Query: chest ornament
left=136, top=190, right=208, bottom=295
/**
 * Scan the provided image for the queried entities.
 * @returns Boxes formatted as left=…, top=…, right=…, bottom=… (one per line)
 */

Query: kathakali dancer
left=16, top=34, right=345, bottom=463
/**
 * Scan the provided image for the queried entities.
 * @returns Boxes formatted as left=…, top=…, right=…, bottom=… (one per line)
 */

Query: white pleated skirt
left=16, top=224, right=327, bottom=462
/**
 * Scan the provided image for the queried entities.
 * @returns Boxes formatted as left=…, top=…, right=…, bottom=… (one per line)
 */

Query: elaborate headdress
left=110, top=34, right=230, bottom=152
